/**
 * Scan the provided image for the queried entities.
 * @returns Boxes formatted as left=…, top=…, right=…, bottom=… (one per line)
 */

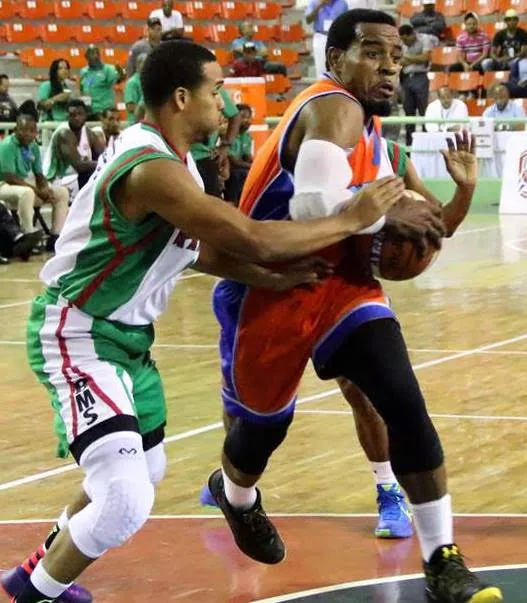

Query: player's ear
left=326, top=47, right=343, bottom=74
left=172, top=87, right=191, bottom=111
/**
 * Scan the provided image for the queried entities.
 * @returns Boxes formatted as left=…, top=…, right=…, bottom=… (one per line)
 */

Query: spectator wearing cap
left=149, top=0, right=184, bottom=39
left=231, top=22, right=286, bottom=75
left=231, top=43, right=266, bottom=77
left=482, top=9, right=527, bottom=71
left=80, top=46, right=125, bottom=120
left=410, top=1, right=446, bottom=41
left=399, top=24, right=432, bottom=146
left=127, top=17, right=163, bottom=76
left=450, top=12, right=490, bottom=73
left=305, top=0, right=348, bottom=79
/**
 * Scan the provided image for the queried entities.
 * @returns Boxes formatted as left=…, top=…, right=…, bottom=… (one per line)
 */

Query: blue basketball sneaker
left=200, top=483, right=219, bottom=507
left=374, top=483, right=413, bottom=539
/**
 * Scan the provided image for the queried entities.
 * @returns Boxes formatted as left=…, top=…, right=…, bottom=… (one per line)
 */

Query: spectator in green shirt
left=225, top=103, right=253, bottom=205
left=124, top=53, right=147, bottom=126
left=0, top=115, right=69, bottom=249
left=80, top=46, right=125, bottom=120
left=37, top=58, right=74, bottom=122
left=190, top=87, right=240, bottom=196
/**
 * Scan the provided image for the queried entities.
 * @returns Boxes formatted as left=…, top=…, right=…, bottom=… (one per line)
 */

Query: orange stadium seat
left=428, top=71, right=449, bottom=92
left=447, top=23, right=463, bottom=39
left=482, top=70, right=510, bottom=88
left=278, top=23, right=306, bottom=43
left=184, top=1, right=220, bottom=19
left=219, top=1, right=250, bottom=19
left=264, top=74, right=291, bottom=94
left=19, top=47, right=59, bottom=68
left=5, top=23, right=41, bottom=44
left=209, top=24, right=238, bottom=44
left=121, top=1, right=158, bottom=20
left=252, top=1, right=282, bottom=20
left=481, top=21, right=505, bottom=40
left=109, top=24, right=144, bottom=45
left=0, top=24, right=5, bottom=41
left=253, top=24, right=274, bottom=41
left=501, top=0, right=527, bottom=13
left=101, top=47, right=128, bottom=66
left=398, top=0, right=422, bottom=18
left=210, top=48, right=233, bottom=66
left=267, top=98, right=291, bottom=116
left=465, top=98, right=492, bottom=115
left=268, top=48, right=298, bottom=66
left=74, top=24, right=109, bottom=44
left=87, top=0, right=121, bottom=19
left=41, top=22, right=74, bottom=43
left=431, top=46, right=458, bottom=67
left=435, top=0, right=464, bottom=18
left=62, top=47, right=86, bottom=69
left=18, top=0, right=54, bottom=19
left=53, top=0, right=87, bottom=19
left=465, top=0, right=498, bottom=15
left=183, top=24, right=209, bottom=43
left=0, top=0, right=14, bottom=19
left=449, top=71, right=481, bottom=92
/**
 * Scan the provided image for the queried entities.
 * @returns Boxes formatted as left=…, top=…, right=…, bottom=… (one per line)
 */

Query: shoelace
left=438, top=553, right=481, bottom=595
left=242, top=507, right=274, bottom=537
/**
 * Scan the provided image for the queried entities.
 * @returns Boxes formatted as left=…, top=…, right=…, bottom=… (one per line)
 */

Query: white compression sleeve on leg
left=290, top=139, right=385, bottom=233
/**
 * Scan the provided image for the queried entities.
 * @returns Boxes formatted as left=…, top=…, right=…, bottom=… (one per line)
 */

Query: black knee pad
left=223, top=415, right=293, bottom=475
left=388, top=414, right=444, bottom=475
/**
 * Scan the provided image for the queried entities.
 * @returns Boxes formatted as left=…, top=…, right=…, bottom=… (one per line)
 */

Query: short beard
left=360, top=99, right=393, bottom=118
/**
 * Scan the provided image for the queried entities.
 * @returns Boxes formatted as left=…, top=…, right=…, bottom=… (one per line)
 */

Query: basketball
left=353, top=191, right=440, bottom=282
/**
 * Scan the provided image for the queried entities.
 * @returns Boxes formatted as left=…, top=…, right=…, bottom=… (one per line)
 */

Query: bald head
left=437, top=86, right=454, bottom=109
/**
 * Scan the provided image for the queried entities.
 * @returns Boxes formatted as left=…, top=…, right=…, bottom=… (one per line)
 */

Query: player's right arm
left=118, top=158, right=404, bottom=264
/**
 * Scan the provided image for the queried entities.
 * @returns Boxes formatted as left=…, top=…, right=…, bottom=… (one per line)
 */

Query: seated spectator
left=37, top=59, right=74, bottom=122
left=483, top=83, right=525, bottom=129
left=125, top=53, right=147, bottom=125
left=399, top=24, right=432, bottom=146
left=450, top=12, right=490, bottom=74
left=0, top=75, right=18, bottom=123
left=225, top=103, right=253, bottom=205
left=0, top=202, right=43, bottom=262
left=231, top=43, right=266, bottom=77
left=127, top=18, right=163, bottom=76
left=425, top=86, right=469, bottom=131
left=80, top=46, right=125, bottom=120
left=508, top=56, right=527, bottom=97
left=0, top=115, right=69, bottom=250
left=94, top=107, right=121, bottom=154
left=232, top=22, right=287, bottom=75
left=483, top=9, right=527, bottom=72
left=191, top=88, right=240, bottom=197
left=150, top=0, right=184, bottom=39
left=43, top=100, right=105, bottom=202
left=410, top=0, right=446, bottom=42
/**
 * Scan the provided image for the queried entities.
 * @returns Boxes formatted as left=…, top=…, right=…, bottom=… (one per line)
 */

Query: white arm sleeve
left=290, top=139, right=385, bottom=234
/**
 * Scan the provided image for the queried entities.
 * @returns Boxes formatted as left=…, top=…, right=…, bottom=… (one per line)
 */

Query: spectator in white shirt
left=425, top=86, right=468, bottom=132
left=150, top=0, right=184, bottom=40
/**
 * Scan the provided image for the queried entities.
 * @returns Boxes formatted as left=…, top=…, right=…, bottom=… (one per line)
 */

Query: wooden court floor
left=0, top=212, right=526, bottom=601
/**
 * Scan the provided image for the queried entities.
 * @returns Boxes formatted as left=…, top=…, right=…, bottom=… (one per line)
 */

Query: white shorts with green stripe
left=27, top=290, right=166, bottom=463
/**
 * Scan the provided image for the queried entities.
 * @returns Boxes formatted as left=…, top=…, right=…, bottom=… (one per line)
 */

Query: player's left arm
left=194, top=242, right=333, bottom=290
left=404, top=131, right=476, bottom=237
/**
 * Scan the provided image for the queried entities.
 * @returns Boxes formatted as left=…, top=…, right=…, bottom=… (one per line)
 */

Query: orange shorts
left=213, top=273, right=394, bottom=423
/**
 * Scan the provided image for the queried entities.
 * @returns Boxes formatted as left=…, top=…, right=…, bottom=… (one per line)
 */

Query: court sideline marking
left=1, top=329, right=527, bottom=493
left=296, top=409, right=527, bottom=421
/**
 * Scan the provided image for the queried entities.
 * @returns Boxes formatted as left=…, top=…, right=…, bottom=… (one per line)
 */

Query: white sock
left=57, top=507, right=70, bottom=530
left=30, top=561, right=72, bottom=598
left=371, top=461, right=397, bottom=485
left=412, top=494, right=454, bottom=562
left=222, top=468, right=257, bottom=510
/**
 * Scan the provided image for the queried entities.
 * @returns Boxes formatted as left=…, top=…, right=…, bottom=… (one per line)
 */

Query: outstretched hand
left=440, top=130, right=477, bottom=188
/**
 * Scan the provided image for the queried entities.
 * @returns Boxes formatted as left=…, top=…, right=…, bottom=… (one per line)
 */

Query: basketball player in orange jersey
left=205, top=10, right=502, bottom=603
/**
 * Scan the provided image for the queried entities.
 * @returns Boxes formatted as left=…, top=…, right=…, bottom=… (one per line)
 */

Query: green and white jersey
left=40, top=122, right=202, bottom=326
